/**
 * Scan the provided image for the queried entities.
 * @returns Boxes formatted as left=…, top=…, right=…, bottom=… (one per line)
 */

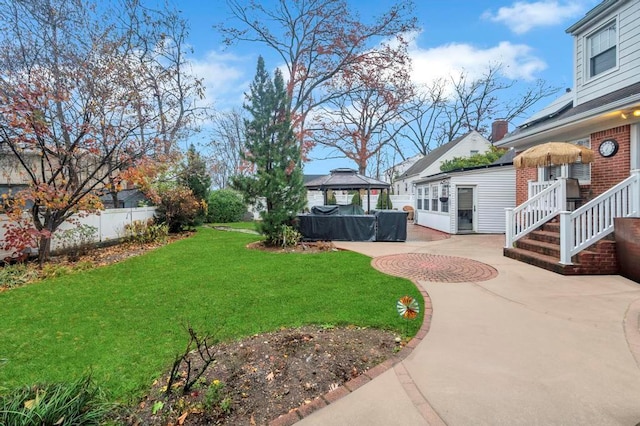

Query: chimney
left=491, top=120, right=508, bottom=142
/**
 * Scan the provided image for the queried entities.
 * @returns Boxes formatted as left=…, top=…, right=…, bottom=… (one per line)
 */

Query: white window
left=431, top=184, right=439, bottom=212
left=588, top=21, right=616, bottom=77
left=424, top=186, right=430, bottom=211
left=417, top=188, right=423, bottom=210
left=441, top=182, right=450, bottom=213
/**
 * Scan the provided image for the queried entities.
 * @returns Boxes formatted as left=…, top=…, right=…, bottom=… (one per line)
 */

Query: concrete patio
left=290, top=227, right=640, bottom=425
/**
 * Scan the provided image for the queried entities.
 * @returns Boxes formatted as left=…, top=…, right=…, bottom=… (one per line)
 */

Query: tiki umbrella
left=513, top=142, right=595, bottom=168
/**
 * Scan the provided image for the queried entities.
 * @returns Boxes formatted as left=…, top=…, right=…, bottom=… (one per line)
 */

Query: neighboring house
left=413, top=149, right=516, bottom=234
left=100, top=188, right=150, bottom=209
left=383, top=153, right=423, bottom=188
left=496, top=0, right=640, bottom=275
left=394, top=131, right=492, bottom=196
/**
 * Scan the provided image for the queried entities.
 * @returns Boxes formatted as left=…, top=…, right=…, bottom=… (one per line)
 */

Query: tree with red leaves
left=0, top=0, right=203, bottom=264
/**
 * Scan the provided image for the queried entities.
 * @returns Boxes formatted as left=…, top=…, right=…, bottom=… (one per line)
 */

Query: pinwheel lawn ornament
left=397, top=295, right=420, bottom=336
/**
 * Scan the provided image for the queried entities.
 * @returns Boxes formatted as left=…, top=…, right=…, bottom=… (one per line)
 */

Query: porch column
left=632, top=169, right=640, bottom=216
left=505, top=208, right=514, bottom=248
left=558, top=177, right=567, bottom=211
left=559, top=211, right=573, bottom=265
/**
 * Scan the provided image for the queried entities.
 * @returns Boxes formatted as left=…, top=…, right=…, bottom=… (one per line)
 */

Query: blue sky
left=177, top=0, right=601, bottom=174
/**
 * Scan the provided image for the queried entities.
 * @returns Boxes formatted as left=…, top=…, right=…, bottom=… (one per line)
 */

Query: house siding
left=574, top=0, right=640, bottom=106
left=452, top=168, right=516, bottom=233
left=416, top=166, right=515, bottom=234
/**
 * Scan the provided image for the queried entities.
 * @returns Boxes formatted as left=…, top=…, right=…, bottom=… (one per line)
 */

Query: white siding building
left=569, top=0, right=640, bottom=106
left=413, top=151, right=515, bottom=234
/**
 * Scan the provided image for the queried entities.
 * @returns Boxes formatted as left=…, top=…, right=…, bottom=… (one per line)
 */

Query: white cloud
left=482, top=1, right=587, bottom=34
left=408, top=36, right=547, bottom=84
left=189, top=50, right=249, bottom=108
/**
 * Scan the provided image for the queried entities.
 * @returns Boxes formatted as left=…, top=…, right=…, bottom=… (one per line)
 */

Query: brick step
left=542, top=222, right=560, bottom=233
left=504, top=247, right=580, bottom=275
left=515, top=238, right=561, bottom=258
left=527, top=230, right=561, bottom=245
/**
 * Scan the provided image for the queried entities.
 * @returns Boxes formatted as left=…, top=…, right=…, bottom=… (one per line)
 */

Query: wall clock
left=599, top=139, right=618, bottom=158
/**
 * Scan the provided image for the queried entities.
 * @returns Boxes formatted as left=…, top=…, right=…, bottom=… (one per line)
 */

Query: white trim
left=496, top=93, right=640, bottom=149
left=584, top=18, right=619, bottom=82
left=632, top=123, right=640, bottom=170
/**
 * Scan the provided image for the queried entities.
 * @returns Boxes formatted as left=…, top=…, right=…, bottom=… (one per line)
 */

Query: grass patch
left=0, top=227, right=422, bottom=402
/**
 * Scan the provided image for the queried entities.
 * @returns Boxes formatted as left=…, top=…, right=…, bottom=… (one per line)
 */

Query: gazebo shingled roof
left=304, top=168, right=390, bottom=191
left=304, top=168, right=391, bottom=212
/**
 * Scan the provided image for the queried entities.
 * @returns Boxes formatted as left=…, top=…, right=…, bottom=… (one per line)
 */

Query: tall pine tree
left=232, top=56, right=306, bottom=245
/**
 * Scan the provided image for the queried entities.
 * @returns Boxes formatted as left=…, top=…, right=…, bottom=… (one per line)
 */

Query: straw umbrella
left=513, top=142, right=595, bottom=168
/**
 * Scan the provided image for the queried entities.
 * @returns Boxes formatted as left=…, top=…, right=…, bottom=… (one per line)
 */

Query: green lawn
left=0, top=227, right=422, bottom=402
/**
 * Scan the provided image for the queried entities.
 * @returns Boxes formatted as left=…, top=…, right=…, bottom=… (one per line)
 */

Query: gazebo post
left=323, top=189, right=327, bottom=205
left=367, top=188, right=371, bottom=213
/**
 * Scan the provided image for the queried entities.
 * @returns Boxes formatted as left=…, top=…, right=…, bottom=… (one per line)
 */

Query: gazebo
left=304, top=168, right=391, bottom=213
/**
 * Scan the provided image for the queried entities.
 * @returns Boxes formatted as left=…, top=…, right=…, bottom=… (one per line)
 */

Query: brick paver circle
left=372, top=253, right=498, bottom=283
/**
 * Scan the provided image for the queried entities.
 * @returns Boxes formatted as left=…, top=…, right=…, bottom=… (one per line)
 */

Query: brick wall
left=515, top=166, right=537, bottom=205
left=589, top=125, right=631, bottom=198
left=615, top=218, right=640, bottom=282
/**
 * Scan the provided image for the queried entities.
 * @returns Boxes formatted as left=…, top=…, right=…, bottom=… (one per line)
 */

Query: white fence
left=0, top=207, right=156, bottom=258
left=306, top=193, right=414, bottom=211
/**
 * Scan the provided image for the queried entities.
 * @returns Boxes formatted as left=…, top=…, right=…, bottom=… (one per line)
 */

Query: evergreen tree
left=231, top=56, right=306, bottom=245
left=179, top=144, right=211, bottom=202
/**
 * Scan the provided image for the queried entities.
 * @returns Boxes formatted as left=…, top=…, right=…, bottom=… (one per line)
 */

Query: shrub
left=0, top=376, right=109, bottom=425
left=207, top=190, right=246, bottom=223
left=351, top=191, right=362, bottom=207
left=124, top=219, right=169, bottom=245
left=55, top=224, right=98, bottom=261
left=277, top=224, right=302, bottom=247
left=376, top=192, right=393, bottom=210
left=0, top=263, right=40, bottom=289
left=327, top=191, right=337, bottom=205
left=155, top=186, right=206, bottom=233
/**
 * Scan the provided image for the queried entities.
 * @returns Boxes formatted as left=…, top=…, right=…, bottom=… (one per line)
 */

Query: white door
left=457, top=186, right=475, bottom=232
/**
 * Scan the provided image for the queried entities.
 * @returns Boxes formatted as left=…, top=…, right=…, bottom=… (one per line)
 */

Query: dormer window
left=588, top=21, right=616, bottom=78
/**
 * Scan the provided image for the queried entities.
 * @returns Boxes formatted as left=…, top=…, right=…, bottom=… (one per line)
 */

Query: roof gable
left=399, top=131, right=482, bottom=178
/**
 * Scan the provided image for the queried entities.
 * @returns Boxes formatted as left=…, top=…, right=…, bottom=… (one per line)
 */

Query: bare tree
left=397, top=65, right=559, bottom=156
left=217, top=0, right=417, bottom=156
left=313, top=44, right=414, bottom=174
left=396, top=80, right=447, bottom=156
left=208, top=109, right=249, bottom=189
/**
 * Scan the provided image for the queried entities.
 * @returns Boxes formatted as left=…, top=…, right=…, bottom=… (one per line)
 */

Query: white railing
left=505, top=179, right=565, bottom=247
left=528, top=180, right=553, bottom=198
left=559, top=170, right=640, bottom=264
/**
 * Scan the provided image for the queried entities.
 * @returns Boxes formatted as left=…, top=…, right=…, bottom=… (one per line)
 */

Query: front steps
left=504, top=221, right=618, bottom=275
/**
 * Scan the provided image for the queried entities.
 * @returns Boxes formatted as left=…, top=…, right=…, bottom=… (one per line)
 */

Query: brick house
left=496, top=0, right=640, bottom=275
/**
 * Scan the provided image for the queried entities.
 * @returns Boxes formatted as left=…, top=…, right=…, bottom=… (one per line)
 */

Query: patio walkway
left=282, top=225, right=640, bottom=425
